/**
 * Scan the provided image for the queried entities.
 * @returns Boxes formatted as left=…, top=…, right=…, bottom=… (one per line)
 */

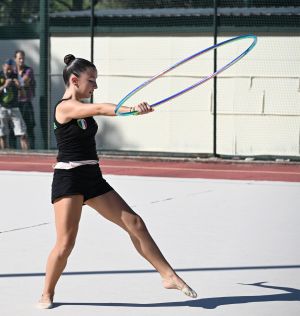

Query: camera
left=5, top=72, right=13, bottom=79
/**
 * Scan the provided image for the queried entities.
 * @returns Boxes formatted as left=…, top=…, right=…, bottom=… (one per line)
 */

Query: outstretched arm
left=95, top=101, right=153, bottom=116
left=56, top=99, right=153, bottom=123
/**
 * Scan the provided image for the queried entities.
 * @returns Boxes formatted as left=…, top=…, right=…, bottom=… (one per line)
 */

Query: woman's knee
left=124, top=214, right=147, bottom=236
left=55, top=237, right=76, bottom=259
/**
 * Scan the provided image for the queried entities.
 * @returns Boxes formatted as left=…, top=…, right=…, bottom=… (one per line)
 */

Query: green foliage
left=94, top=0, right=300, bottom=9
left=0, top=0, right=299, bottom=25
left=51, top=0, right=89, bottom=12
left=0, top=0, right=90, bottom=25
left=0, top=0, right=39, bottom=25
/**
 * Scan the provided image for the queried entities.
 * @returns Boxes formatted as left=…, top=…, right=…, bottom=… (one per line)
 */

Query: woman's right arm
left=56, top=99, right=152, bottom=123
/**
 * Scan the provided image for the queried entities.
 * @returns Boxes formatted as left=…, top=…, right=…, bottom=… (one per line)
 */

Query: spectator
left=0, top=59, right=29, bottom=150
left=15, top=50, right=36, bottom=149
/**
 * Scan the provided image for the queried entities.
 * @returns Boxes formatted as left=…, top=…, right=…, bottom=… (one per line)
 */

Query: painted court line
left=0, top=160, right=299, bottom=176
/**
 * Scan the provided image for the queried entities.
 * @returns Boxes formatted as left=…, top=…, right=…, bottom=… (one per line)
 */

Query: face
left=71, top=68, right=98, bottom=99
left=3, top=64, right=13, bottom=75
left=15, top=53, right=25, bottom=68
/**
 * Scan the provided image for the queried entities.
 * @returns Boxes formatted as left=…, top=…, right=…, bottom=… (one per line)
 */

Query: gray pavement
left=0, top=171, right=300, bottom=316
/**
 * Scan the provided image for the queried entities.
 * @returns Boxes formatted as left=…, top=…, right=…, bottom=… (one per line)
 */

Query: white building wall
left=2, top=34, right=297, bottom=157
left=216, top=35, right=300, bottom=157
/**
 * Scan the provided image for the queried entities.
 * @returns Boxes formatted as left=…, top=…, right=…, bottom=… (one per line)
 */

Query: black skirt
left=51, top=164, right=113, bottom=204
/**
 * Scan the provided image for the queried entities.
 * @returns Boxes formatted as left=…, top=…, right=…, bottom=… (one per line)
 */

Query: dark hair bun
left=64, top=54, right=75, bottom=66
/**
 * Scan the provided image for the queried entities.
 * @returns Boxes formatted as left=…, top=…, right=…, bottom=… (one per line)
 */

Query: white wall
left=216, top=36, right=300, bottom=156
left=50, top=34, right=300, bottom=157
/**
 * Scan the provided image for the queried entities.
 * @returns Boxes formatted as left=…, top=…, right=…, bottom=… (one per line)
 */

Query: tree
left=0, top=0, right=39, bottom=25
left=51, top=0, right=86, bottom=12
left=0, top=0, right=88, bottom=25
left=1, top=0, right=298, bottom=25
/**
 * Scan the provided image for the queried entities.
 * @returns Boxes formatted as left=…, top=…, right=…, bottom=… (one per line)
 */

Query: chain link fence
left=0, top=0, right=299, bottom=160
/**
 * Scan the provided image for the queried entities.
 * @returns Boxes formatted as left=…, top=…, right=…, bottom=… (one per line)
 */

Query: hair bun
left=64, top=54, right=75, bottom=66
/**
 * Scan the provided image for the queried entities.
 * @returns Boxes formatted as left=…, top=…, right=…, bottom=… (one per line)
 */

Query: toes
left=162, top=277, right=198, bottom=298
left=182, top=285, right=198, bottom=298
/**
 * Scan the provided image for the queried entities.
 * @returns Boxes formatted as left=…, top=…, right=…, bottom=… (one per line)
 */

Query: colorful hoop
left=115, top=34, right=257, bottom=116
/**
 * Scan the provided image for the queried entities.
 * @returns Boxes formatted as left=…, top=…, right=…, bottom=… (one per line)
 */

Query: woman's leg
left=86, top=190, right=197, bottom=298
left=19, top=134, right=29, bottom=150
left=39, top=195, right=83, bottom=306
left=0, top=136, right=6, bottom=149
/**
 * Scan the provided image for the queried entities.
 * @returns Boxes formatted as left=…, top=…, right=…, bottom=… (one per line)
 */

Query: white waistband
left=53, top=160, right=98, bottom=170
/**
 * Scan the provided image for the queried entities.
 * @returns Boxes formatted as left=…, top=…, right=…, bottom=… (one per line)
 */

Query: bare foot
left=36, top=294, right=54, bottom=309
left=162, top=275, right=197, bottom=298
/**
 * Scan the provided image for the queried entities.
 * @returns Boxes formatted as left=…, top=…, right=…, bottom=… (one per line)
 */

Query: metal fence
left=0, top=1, right=299, bottom=160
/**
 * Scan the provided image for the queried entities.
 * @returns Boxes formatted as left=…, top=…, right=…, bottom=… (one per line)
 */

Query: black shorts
left=51, top=164, right=113, bottom=204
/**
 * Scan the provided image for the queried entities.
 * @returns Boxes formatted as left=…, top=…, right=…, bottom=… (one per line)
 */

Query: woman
left=37, top=54, right=197, bottom=309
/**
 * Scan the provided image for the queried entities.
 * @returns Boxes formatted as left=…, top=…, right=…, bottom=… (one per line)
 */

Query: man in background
left=15, top=50, right=36, bottom=149
left=0, top=58, right=29, bottom=150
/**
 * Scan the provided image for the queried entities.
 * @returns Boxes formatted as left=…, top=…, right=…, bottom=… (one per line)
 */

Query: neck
left=63, top=87, right=80, bottom=100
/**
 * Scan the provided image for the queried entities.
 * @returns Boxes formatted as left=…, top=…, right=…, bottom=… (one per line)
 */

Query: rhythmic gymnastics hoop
left=115, top=34, right=257, bottom=116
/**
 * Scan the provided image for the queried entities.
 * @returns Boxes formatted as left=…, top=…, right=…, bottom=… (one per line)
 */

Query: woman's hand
left=13, top=78, right=20, bottom=88
left=132, top=102, right=153, bottom=115
left=3, top=78, right=13, bottom=88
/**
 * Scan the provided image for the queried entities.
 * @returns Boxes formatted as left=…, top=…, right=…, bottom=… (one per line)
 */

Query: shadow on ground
left=54, top=282, right=300, bottom=309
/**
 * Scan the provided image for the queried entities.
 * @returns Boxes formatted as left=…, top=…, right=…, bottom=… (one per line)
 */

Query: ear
left=70, top=74, right=79, bottom=87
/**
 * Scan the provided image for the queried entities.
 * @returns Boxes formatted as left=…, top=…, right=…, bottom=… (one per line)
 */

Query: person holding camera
left=0, top=58, right=29, bottom=150
left=15, top=50, right=36, bottom=149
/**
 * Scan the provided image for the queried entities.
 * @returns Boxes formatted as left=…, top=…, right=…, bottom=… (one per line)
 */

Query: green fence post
left=39, top=0, right=49, bottom=149
left=213, top=0, right=218, bottom=157
left=90, top=0, right=95, bottom=103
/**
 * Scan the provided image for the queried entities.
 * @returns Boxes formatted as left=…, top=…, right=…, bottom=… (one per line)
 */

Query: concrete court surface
left=0, top=170, right=299, bottom=316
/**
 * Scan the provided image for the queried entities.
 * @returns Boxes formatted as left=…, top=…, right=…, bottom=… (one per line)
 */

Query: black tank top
left=53, top=98, right=99, bottom=162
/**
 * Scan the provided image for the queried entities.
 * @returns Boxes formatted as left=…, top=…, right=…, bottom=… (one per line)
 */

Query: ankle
left=41, top=292, right=54, bottom=300
left=159, top=269, right=177, bottom=279
left=161, top=270, right=177, bottom=280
